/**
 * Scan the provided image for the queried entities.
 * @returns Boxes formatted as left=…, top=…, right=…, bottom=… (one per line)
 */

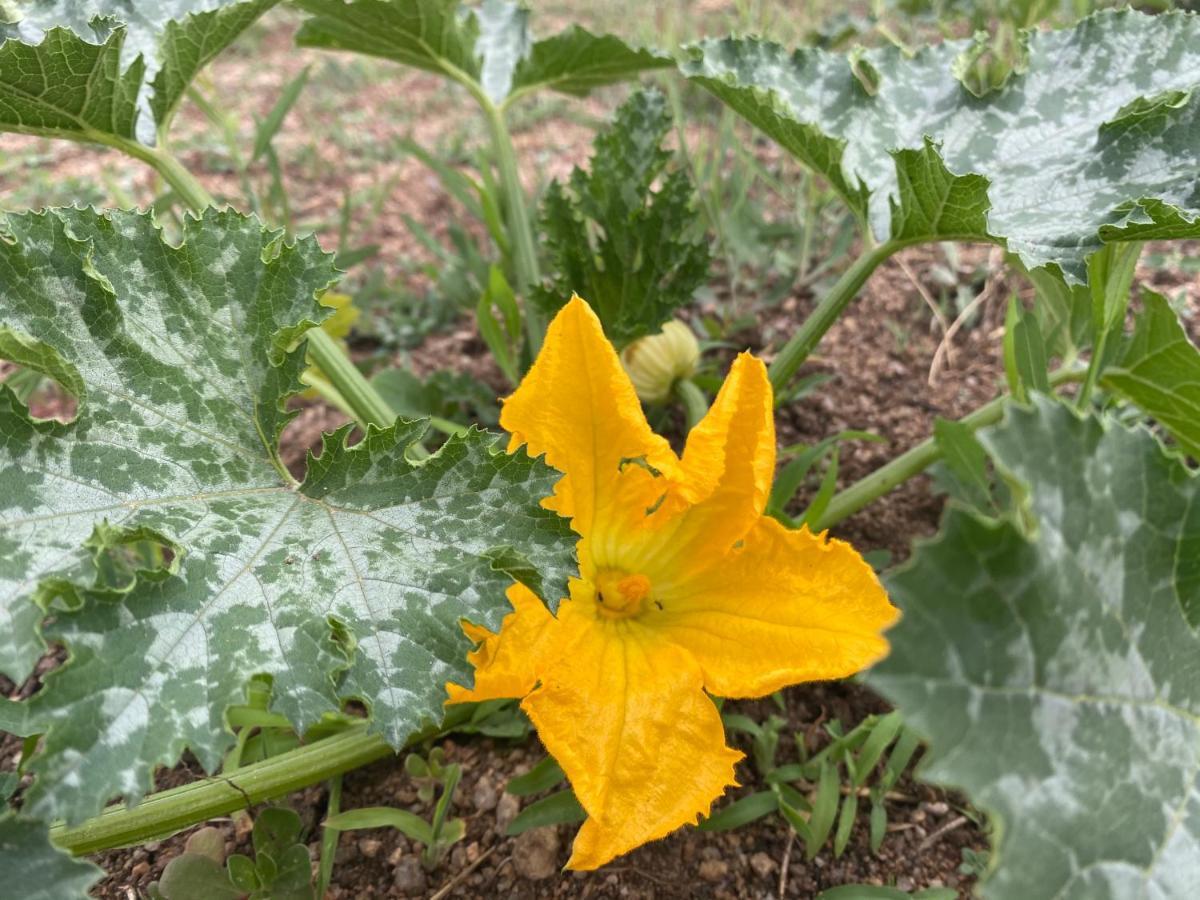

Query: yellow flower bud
left=619, top=320, right=700, bottom=404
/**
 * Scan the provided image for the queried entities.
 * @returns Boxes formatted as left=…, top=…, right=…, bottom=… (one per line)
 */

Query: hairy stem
left=813, top=366, right=1087, bottom=531
left=49, top=703, right=485, bottom=857
left=305, top=329, right=395, bottom=429
left=50, top=726, right=390, bottom=856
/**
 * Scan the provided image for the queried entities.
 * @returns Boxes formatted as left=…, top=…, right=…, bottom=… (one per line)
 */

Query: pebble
left=512, top=828, right=560, bottom=880
left=392, top=856, right=427, bottom=894
left=472, top=776, right=500, bottom=812
left=130, top=861, right=150, bottom=880
left=184, top=827, right=226, bottom=863
left=699, top=859, right=729, bottom=882
left=495, top=792, right=521, bottom=831
left=749, top=852, right=776, bottom=877
left=357, top=838, right=382, bottom=859
left=896, top=877, right=915, bottom=892
left=926, top=801, right=949, bottom=816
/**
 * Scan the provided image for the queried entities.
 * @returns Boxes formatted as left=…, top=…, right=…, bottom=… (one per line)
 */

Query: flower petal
left=521, top=602, right=741, bottom=870
left=500, top=296, right=678, bottom=547
left=627, top=353, right=775, bottom=579
left=445, top=583, right=557, bottom=704
left=654, top=518, right=899, bottom=698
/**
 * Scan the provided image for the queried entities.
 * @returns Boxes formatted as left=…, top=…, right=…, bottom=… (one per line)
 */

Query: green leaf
left=872, top=398, right=1200, bottom=899
left=507, top=25, right=673, bottom=103
left=505, top=755, right=565, bottom=797
left=252, top=65, right=311, bottom=161
left=503, top=789, right=586, bottom=836
left=326, top=806, right=435, bottom=844
left=159, top=853, right=244, bottom=900
left=295, top=0, right=668, bottom=106
left=0, top=814, right=102, bottom=900
left=932, top=417, right=993, bottom=511
left=0, top=208, right=575, bottom=827
left=1103, top=291, right=1200, bottom=460
left=535, top=87, right=710, bottom=346
left=699, top=790, right=779, bottom=832
left=683, top=10, right=1200, bottom=280
left=0, top=0, right=277, bottom=145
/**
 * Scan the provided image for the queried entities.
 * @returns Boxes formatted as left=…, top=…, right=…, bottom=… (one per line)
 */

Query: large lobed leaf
left=295, top=0, right=671, bottom=107
left=0, top=0, right=276, bottom=145
left=0, top=208, right=575, bottom=826
left=0, top=814, right=101, bottom=899
left=683, top=10, right=1200, bottom=280
left=872, top=398, right=1200, bottom=899
left=536, top=88, right=710, bottom=346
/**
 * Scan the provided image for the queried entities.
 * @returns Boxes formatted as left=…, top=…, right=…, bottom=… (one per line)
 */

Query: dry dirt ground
left=2, top=4, right=1199, bottom=899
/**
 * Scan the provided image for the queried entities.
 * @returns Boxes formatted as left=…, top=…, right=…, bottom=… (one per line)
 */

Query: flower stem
left=812, top=365, right=1087, bottom=531
left=675, top=378, right=708, bottom=430
left=768, top=241, right=904, bottom=394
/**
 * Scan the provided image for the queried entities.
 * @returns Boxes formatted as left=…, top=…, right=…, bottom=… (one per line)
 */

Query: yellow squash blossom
left=448, top=296, right=897, bottom=870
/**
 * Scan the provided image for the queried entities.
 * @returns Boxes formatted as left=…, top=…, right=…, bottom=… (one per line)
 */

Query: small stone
left=926, top=801, right=949, bottom=816
left=450, top=845, right=467, bottom=869
left=143, top=841, right=162, bottom=853
left=130, top=861, right=150, bottom=879
left=749, top=852, right=775, bottom=877
left=699, top=859, right=728, bottom=882
left=357, top=838, right=382, bottom=859
left=471, top=776, right=500, bottom=812
left=896, top=877, right=915, bottom=892
left=184, top=827, right=226, bottom=864
left=466, top=841, right=481, bottom=863
left=393, top=856, right=427, bottom=894
left=495, top=792, right=520, bottom=831
left=512, top=828, right=560, bottom=880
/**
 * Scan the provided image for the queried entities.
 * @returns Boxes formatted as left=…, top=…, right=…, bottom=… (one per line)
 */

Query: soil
left=3, top=4, right=1199, bottom=899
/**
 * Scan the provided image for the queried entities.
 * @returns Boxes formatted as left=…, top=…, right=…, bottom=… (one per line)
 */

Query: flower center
left=594, top=569, right=653, bottom=620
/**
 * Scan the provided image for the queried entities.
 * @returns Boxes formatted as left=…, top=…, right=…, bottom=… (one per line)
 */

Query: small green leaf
left=252, top=65, right=311, bottom=161
left=868, top=791, right=887, bottom=854
left=506, top=756, right=566, bottom=797
left=325, top=807, right=434, bottom=846
left=932, top=418, right=993, bottom=512
left=156, top=854, right=243, bottom=900
left=700, top=790, right=779, bottom=832
left=252, top=807, right=303, bottom=860
left=1103, top=290, right=1200, bottom=460
left=226, top=854, right=259, bottom=891
left=851, top=711, right=904, bottom=789
left=504, top=789, right=587, bottom=836
left=833, top=792, right=857, bottom=857
left=805, top=761, right=840, bottom=858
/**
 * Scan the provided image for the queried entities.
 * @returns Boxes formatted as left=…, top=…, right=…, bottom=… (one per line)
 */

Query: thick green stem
left=305, top=329, right=395, bottom=429
left=674, top=378, right=708, bottom=430
left=481, top=101, right=544, bottom=357
left=50, top=727, right=390, bottom=856
left=812, top=366, right=1087, bottom=531
left=101, top=136, right=216, bottom=212
left=768, top=241, right=904, bottom=394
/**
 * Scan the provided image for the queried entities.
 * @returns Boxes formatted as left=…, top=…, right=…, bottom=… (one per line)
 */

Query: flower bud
left=620, top=320, right=700, bottom=404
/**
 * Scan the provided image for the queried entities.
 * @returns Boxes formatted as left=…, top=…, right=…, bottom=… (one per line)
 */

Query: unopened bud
left=620, top=320, right=700, bottom=404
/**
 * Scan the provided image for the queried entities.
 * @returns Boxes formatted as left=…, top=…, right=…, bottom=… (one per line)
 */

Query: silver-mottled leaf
left=684, top=10, right=1200, bottom=280
left=872, top=398, right=1200, bottom=899
left=0, top=814, right=101, bottom=900
left=0, top=208, right=574, bottom=826
left=0, top=0, right=276, bottom=144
